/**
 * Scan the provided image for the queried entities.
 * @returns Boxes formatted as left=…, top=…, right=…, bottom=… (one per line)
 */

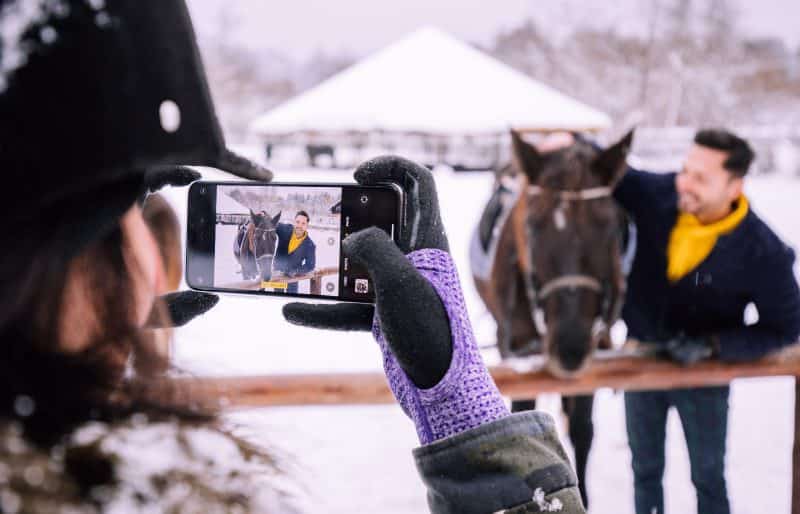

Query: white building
left=250, top=27, right=611, bottom=170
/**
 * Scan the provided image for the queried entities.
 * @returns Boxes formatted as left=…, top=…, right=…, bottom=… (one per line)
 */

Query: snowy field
left=160, top=166, right=800, bottom=514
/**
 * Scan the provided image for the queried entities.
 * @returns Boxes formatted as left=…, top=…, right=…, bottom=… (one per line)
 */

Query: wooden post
left=793, top=377, right=800, bottom=514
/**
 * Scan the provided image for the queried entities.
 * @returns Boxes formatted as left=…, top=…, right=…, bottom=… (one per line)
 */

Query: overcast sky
left=187, top=0, right=800, bottom=59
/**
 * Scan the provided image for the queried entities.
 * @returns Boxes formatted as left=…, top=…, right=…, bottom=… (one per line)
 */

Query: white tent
left=250, top=26, right=611, bottom=137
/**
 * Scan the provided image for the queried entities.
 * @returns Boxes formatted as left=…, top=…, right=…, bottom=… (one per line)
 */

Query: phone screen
left=186, top=181, right=403, bottom=303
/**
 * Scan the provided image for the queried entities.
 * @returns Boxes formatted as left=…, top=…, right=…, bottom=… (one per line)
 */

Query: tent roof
left=250, top=27, right=611, bottom=136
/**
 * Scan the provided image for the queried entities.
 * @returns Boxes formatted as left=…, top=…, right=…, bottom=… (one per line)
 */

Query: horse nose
left=549, top=320, right=592, bottom=375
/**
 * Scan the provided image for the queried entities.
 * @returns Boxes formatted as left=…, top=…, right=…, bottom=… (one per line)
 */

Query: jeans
left=625, top=386, right=730, bottom=514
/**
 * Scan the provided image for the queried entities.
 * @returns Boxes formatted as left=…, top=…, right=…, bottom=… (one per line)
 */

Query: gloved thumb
left=147, top=291, right=219, bottom=328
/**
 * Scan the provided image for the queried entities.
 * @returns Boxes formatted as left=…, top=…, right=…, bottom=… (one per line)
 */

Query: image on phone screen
left=187, top=182, right=402, bottom=303
left=216, top=184, right=341, bottom=297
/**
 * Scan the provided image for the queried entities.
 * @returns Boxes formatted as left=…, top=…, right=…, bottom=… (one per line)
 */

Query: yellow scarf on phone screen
left=288, top=232, right=307, bottom=254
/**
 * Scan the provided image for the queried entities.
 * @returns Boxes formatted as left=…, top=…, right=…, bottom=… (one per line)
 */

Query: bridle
left=245, top=222, right=277, bottom=275
left=521, top=184, right=622, bottom=337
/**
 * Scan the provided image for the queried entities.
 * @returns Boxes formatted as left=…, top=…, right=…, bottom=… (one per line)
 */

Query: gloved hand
left=141, top=165, right=202, bottom=203
left=663, top=335, right=716, bottom=366
left=142, top=165, right=221, bottom=327
left=283, top=156, right=509, bottom=444
left=153, top=291, right=220, bottom=328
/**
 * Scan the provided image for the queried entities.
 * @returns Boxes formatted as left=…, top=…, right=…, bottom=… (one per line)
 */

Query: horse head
left=248, top=209, right=281, bottom=281
left=511, top=129, right=633, bottom=377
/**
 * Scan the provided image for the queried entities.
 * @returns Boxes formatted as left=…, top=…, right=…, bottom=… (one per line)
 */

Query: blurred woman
left=0, top=1, right=583, bottom=513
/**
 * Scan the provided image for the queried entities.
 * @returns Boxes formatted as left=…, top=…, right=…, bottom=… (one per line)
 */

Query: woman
left=0, top=1, right=584, bottom=512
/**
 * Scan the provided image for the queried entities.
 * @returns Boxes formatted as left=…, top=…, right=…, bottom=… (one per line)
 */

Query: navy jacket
left=614, top=168, right=800, bottom=361
left=273, top=223, right=316, bottom=275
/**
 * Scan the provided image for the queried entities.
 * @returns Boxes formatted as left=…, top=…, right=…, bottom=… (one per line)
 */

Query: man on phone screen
left=273, top=210, right=316, bottom=293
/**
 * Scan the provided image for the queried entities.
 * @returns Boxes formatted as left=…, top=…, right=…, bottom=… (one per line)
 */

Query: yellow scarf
left=666, top=195, right=749, bottom=282
left=288, top=231, right=307, bottom=254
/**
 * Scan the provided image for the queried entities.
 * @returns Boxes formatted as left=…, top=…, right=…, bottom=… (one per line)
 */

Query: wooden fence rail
left=191, top=344, right=800, bottom=512
left=223, top=266, right=339, bottom=295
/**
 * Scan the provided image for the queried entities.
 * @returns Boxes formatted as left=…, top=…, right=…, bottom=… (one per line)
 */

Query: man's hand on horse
left=283, top=156, right=453, bottom=389
left=663, top=334, right=716, bottom=366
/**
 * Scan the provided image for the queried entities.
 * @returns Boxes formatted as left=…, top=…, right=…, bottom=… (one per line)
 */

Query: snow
left=67, top=419, right=297, bottom=514
left=250, top=27, right=611, bottom=136
left=0, top=0, right=48, bottom=92
left=159, top=166, right=800, bottom=514
left=533, top=487, right=565, bottom=511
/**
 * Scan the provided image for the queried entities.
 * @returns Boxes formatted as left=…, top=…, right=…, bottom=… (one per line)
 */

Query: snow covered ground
left=160, top=166, right=799, bottom=514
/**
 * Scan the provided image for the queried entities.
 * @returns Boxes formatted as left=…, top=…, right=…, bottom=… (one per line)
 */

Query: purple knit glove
left=373, top=249, right=509, bottom=444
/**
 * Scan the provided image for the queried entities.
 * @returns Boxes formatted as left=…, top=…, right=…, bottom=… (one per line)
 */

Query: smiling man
left=614, top=129, right=800, bottom=514
left=273, top=210, right=317, bottom=293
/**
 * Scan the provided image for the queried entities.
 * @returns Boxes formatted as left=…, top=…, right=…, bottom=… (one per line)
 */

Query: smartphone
left=186, top=181, right=403, bottom=303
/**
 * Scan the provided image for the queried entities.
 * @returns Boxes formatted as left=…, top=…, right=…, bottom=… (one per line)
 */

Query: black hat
left=0, top=0, right=271, bottom=250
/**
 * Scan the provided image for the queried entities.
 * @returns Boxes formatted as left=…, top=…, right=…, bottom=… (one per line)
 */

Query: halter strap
left=538, top=274, right=604, bottom=300
left=526, top=185, right=613, bottom=201
left=519, top=182, right=616, bottom=337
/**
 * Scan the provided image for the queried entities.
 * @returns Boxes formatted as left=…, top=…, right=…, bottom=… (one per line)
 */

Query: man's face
left=294, top=215, right=308, bottom=237
left=675, top=144, right=743, bottom=223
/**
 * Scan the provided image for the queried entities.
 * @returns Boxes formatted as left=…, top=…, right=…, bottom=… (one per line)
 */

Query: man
left=615, top=129, right=800, bottom=514
left=273, top=210, right=317, bottom=293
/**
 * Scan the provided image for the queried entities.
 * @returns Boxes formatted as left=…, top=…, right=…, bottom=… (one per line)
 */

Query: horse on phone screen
left=234, top=210, right=281, bottom=281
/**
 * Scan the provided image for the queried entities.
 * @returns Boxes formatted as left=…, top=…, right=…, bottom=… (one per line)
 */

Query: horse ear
left=510, top=130, right=543, bottom=183
left=594, top=129, right=634, bottom=186
left=272, top=211, right=281, bottom=226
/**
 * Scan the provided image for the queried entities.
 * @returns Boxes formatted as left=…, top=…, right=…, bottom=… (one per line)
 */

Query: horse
left=471, top=129, right=634, bottom=508
left=234, top=209, right=281, bottom=282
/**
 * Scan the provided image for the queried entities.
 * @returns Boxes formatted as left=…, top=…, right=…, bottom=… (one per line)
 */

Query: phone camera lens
left=360, top=195, right=369, bottom=205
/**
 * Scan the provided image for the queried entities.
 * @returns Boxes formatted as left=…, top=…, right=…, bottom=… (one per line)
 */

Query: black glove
left=662, top=335, right=715, bottom=366
left=147, top=291, right=220, bottom=328
left=141, top=165, right=220, bottom=327
left=140, top=165, right=202, bottom=204
left=283, top=156, right=452, bottom=389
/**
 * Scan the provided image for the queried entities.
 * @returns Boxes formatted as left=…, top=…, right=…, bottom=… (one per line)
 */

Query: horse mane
left=246, top=222, right=256, bottom=253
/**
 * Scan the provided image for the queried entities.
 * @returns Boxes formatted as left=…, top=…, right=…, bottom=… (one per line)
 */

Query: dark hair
left=0, top=208, right=215, bottom=447
left=143, top=194, right=182, bottom=290
left=693, top=129, right=755, bottom=177
left=295, top=210, right=310, bottom=222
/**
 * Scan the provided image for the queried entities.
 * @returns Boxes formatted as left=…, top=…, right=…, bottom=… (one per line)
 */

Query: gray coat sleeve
left=413, top=411, right=586, bottom=513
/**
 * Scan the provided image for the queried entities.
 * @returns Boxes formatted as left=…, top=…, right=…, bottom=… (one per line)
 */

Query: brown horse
left=234, top=210, right=281, bottom=281
left=472, top=129, right=633, bottom=507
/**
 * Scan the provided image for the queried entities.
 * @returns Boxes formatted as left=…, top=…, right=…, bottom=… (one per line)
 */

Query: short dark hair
left=295, top=210, right=310, bottom=222
left=693, top=128, right=755, bottom=177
